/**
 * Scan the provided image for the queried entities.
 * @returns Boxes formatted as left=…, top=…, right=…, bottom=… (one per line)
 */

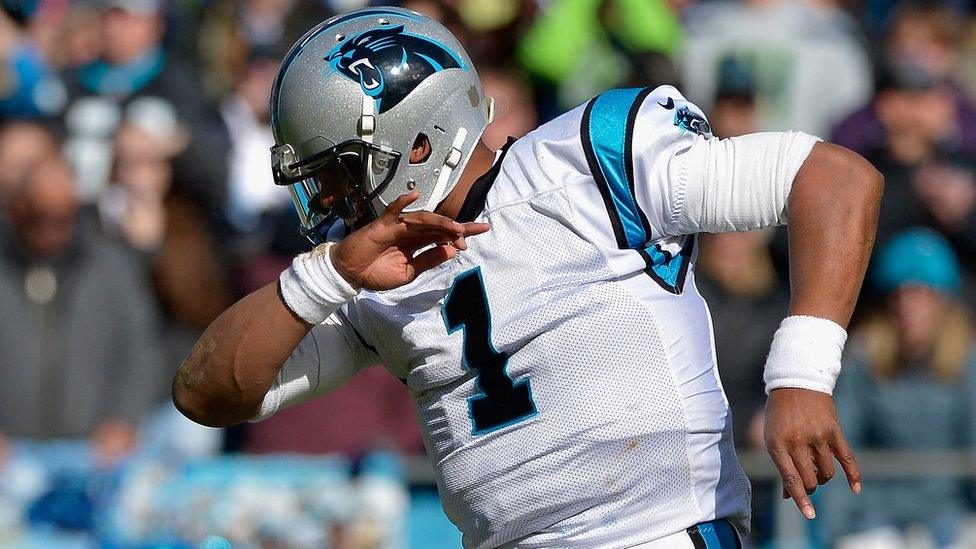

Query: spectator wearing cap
left=0, top=156, right=167, bottom=452
left=826, top=228, right=976, bottom=547
left=706, top=56, right=759, bottom=139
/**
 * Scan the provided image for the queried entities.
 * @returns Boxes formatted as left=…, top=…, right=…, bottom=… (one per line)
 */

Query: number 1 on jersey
left=443, top=267, right=536, bottom=435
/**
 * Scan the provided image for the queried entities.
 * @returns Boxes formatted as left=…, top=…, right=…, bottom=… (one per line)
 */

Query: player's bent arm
left=676, top=133, right=883, bottom=335
left=172, top=281, right=317, bottom=428
left=173, top=193, right=486, bottom=428
left=672, top=134, right=882, bottom=517
left=764, top=142, right=882, bottom=517
left=174, top=241, right=362, bottom=428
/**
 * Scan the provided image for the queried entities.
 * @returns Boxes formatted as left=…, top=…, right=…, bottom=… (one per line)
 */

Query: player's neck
left=434, top=140, right=496, bottom=220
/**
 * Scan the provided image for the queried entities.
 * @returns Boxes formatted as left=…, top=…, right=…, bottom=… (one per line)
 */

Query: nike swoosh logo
left=658, top=97, right=675, bottom=109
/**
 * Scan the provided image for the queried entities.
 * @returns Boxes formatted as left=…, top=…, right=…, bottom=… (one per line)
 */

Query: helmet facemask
left=273, top=139, right=401, bottom=243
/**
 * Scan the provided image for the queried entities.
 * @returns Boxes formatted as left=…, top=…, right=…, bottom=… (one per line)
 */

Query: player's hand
left=763, top=388, right=861, bottom=519
left=331, top=191, right=490, bottom=291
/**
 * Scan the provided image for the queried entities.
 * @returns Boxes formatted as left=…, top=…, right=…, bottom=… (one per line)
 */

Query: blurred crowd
left=3, top=0, right=976, bottom=546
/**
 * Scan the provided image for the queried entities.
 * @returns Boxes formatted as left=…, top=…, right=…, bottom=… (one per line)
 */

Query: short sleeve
left=580, top=85, right=819, bottom=242
left=579, top=85, right=711, bottom=248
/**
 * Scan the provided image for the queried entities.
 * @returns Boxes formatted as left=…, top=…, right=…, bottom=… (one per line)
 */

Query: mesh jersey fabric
left=334, top=85, right=755, bottom=547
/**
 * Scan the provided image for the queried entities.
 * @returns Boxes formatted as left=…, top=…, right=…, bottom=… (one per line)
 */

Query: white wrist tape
left=763, top=315, right=848, bottom=395
left=279, top=242, right=360, bottom=325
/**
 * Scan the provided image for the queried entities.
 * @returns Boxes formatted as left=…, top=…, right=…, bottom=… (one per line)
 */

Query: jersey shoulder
left=486, top=85, right=703, bottom=205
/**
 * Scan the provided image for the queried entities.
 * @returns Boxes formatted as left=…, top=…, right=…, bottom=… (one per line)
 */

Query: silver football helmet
left=270, top=7, right=492, bottom=243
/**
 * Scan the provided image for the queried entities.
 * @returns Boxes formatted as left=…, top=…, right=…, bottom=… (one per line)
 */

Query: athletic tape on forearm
left=279, top=242, right=360, bottom=325
left=763, top=315, right=848, bottom=395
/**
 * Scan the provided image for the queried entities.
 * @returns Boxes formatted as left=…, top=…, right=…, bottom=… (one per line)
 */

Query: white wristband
left=279, top=242, right=360, bottom=325
left=763, top=315, right=847, bottom=395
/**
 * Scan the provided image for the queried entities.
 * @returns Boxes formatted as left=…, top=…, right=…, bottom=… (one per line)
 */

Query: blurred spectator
left=833, top=6, right=976, bottom=161
left=0, top=156, right=166, bottom=446
left=100, top=98, right=232, bottom=365
left=454, top=0, right=538, bottom=65
left=220, top=47, right=291, bottom=237
left=681, top=0, right=872, bottom=137
left=830, top=228, right=976, bottom=546
left=197, top=0, right=333, bottom=98
left=480, top=67, right=537, bottom=149
left=888, top=5, right=969, bottom=96
left=59, top=0, right=229, bottom=208
left=0, top=120, right=58, bottom=207
left=707, top=56, right=760, bottom=139
left=99, top=97, right=188, bottom=253
left=832, top=63, right=965, bottom=261
left=912, top=154, right=976, bottom=256
left=0, top=4, right=67, bottom=118
left=518, top=0, right=682, bottom=120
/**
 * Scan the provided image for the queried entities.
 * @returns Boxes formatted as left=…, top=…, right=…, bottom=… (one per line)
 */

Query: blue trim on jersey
left=699, top=519, right=739, bottom=549
left=641, top=236, right=695, bottom=293
left=581, top=87, right=695, bottom=294
left=584, top=87, right=648, bottom=249
left=442, top=267, right=538, bottom=436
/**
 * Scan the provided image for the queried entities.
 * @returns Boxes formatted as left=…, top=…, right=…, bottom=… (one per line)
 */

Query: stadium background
left=0, top=0, right=974, bottom=546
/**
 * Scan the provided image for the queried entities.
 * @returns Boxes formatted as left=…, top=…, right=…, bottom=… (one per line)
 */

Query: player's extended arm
left=173, top=192, right=489, bottom=427
left=763, top=142, right=883, bottom=518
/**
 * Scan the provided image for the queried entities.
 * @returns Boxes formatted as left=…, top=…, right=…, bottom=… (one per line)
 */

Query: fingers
left=389, top=214, right=490, bottom=250
left=398, top=210, right=465, bottom=234
left=791, top=446, right=820, bottom=496
left=461, top=222, right=491, bottom=237
left=812, top=443, right=835, bottom=486
left=409, top=245, right=458, bottom=276
left=379, top=191, right=422, bottom=224
left=831, top=431, right=862, bottom=494
left=769, top=446, right=816, bottom=519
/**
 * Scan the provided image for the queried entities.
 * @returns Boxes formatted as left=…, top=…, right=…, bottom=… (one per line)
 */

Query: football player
left=173, top=8, right=882, bottom=548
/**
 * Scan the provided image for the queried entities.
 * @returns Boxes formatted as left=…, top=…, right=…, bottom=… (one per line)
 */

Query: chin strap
left=358, top=95, right=376, bottom=144
left=359, top=94, right=379, bottom=192
left=424, top=126, right=468, bottom=212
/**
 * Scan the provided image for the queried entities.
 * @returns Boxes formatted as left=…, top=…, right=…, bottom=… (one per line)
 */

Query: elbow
left=855, top=154, right=885, bottom=210
left=171, top=361, right=259, bottom=429
left=797, top=142, right=885, bottom=218
left=172, top=386, right=257, bottom=428
left=847, top=150, right=885, bottom=233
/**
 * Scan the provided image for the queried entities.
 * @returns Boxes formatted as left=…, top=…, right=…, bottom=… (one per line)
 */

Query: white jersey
left=262, top=84, right=819, bottom=548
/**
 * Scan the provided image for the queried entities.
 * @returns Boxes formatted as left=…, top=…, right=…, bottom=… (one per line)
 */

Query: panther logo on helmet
left=326, top=24, right=465, bottom=114
left=673, top=106, right=712, bottom=137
